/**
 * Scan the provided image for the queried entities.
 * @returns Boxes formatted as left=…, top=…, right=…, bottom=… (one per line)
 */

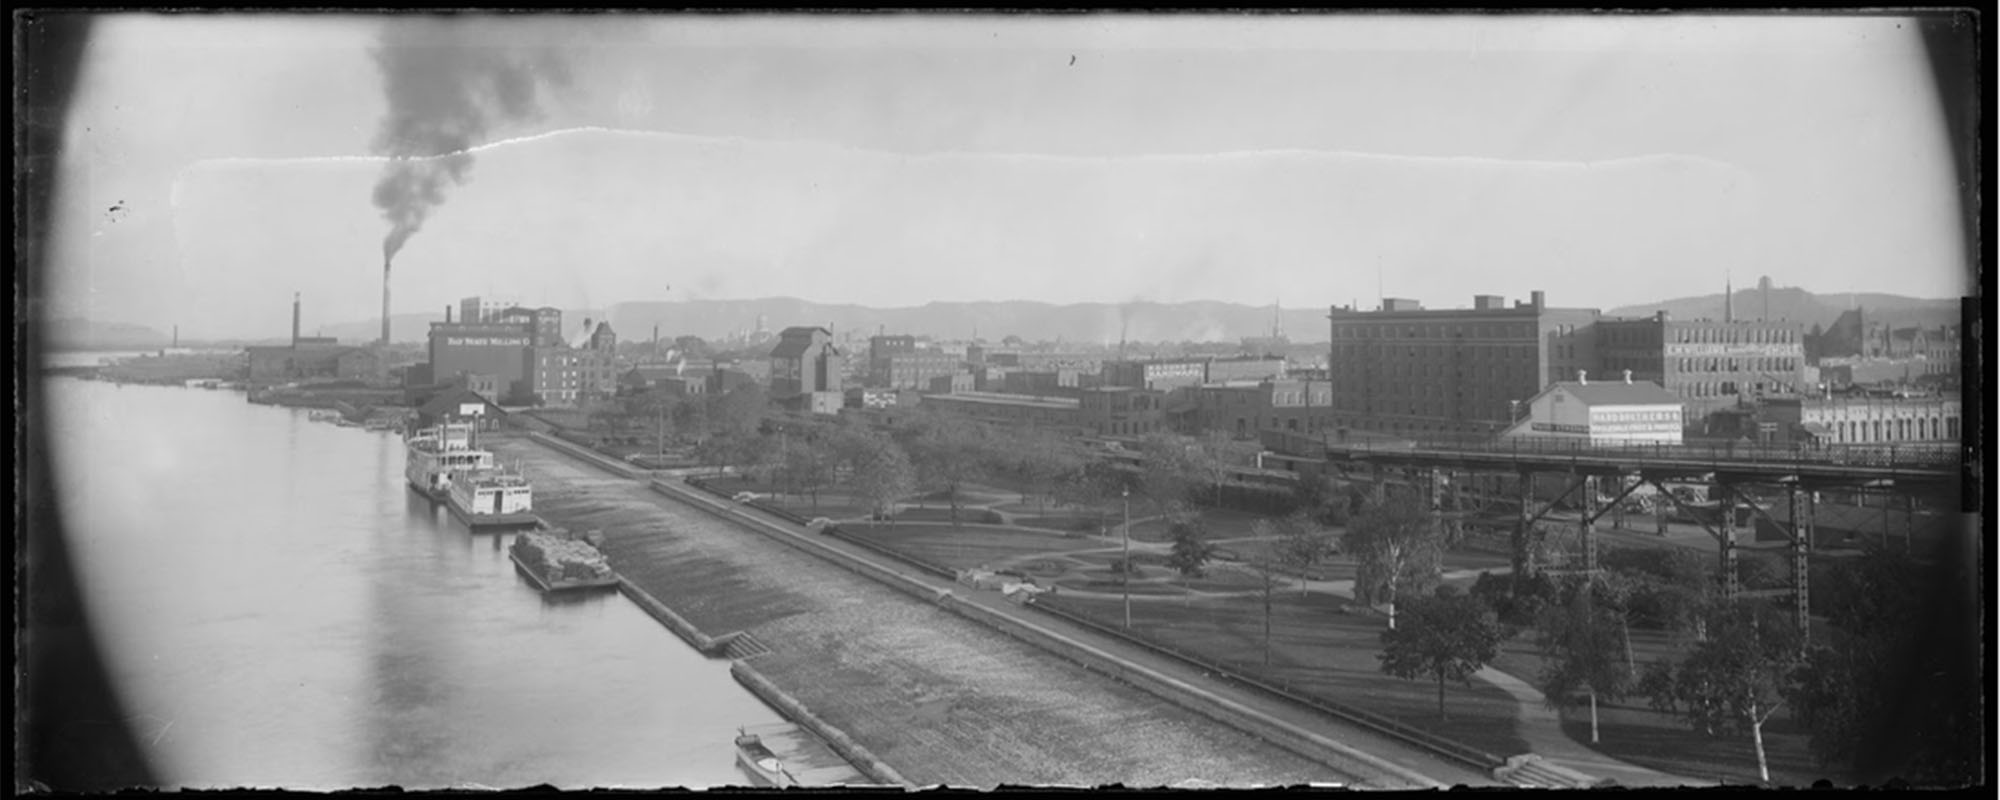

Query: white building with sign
left=1501, top=371, right=1684, bottom=445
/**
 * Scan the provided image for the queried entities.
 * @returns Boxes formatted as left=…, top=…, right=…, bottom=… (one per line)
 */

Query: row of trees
left=1384, top=543, right=1977, bottom=786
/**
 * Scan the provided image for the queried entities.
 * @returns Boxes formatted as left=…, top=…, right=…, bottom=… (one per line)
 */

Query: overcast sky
left=41, top=12, right=1974, bottom=339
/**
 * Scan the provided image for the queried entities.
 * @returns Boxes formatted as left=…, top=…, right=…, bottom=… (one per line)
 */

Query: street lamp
left=1122, top=486, right=1132, bottom=629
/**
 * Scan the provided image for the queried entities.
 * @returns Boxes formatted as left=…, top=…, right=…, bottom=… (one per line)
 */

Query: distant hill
left=286, top=288, right=1961, bottom=349
left=1607, top=286, right=1962, bottom=331
left=604, top=299, right=1327, bottom=345
left=40, top=318, right=172, bottom=351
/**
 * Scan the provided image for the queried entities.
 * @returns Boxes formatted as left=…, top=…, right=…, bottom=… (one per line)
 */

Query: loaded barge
left=509, top=528, right=617, bottom=592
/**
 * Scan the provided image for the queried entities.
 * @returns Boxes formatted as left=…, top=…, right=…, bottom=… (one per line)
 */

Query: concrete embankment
left=728, top=662, right=913, bottom=789
left=493, top=433, right=1351, bottom=788
left=652, top=474, right=1444, bottom=789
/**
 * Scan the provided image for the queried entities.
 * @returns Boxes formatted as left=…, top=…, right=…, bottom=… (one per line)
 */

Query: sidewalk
left=1475, top=669, right=1705, bottom=787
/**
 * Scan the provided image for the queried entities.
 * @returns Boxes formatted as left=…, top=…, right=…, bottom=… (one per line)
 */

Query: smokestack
left=381, top=259, right=392, bottom=346
left=446, top=305, right=453, bottom=324
left=173, top=325, right=179, bottom=348
left=292, top=292, right=301, bottom=347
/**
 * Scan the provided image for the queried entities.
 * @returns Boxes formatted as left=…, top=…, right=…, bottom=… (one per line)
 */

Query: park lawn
left=1485, top=619, right=1823, bottom=787
left=1042, top=591, right=1532, bottom=762
left=841, top=523, right=1105, bottom=572
left=1125, top=508, right=1286, bottom=543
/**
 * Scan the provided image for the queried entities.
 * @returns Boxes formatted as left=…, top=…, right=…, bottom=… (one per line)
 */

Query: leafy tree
left=1535, top=581, right=1633, bottom=743
left=1191, top=431, right=1258, bottom=506
left=1378, top=588, right=1506, bottom=720
left=1135, top=433, right=1204, bottom=517
left=899, top=414, right=993, bottom=526
left=1344, top=488, right=1444, bottom=630
left=1269, top=511, right=1334, bottom=596
left=776, top=432, right=837, bottom=513
left=1165, top=516, right=1216, bottom=578
left=1783, top=547, right=1981, bottom=786
left=834, top=428, right=916, bottom=524
left=1053, top=459, right=1128, bottom=532
left=1641, top=600, right=1802, bottom=783
left=1601, top=546, right=1718, bottom=634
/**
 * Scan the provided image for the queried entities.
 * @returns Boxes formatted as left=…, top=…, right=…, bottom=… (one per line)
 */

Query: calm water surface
left=44, top=377, right=785, bottom=789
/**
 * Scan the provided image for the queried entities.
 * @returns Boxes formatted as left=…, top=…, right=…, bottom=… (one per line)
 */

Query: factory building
left=1325, top=291, right=1600, bottom=439
left=428, top=319, right=536, bottom=402
left=245, top=292, right=382, bottom=383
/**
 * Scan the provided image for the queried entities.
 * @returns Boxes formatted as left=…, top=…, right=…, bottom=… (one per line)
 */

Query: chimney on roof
left=445, top=305, right=452, bottom=324
left=1623, top=369, right=1633, bottom=384
left=1531, top=290, right=1546, bottom=309
left=1577, top=370, right=1588, bottom=385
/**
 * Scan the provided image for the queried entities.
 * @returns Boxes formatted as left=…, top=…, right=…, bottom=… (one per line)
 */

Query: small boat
left=734, top=730, right=796, bottom=788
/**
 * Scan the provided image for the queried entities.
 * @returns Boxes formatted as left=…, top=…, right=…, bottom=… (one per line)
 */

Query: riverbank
left=484, top=432, right=1387, bottom=789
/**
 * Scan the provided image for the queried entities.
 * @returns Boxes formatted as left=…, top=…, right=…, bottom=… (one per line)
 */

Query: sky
left=39, top=12, right=1976, bottom=340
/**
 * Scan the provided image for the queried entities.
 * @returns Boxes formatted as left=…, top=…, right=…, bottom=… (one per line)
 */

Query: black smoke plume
left=369, top=19, right=570, bottom=261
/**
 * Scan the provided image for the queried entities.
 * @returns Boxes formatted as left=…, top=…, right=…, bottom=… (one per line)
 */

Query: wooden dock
left=736, top=723, right=872, bottom=787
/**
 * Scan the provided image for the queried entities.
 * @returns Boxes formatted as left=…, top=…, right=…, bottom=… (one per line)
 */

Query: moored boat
left=734, top=730, right=797, bottom=788
left=405, top=422, right=495, bottom=499
left=508, top=528, right=616, bottom=591
left=446, top=466, right=539, bottom=530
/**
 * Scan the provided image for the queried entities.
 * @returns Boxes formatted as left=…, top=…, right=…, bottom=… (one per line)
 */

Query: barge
left=508, top=528, right=616, bottom=592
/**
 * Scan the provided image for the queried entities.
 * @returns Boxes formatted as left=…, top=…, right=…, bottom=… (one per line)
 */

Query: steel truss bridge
left=1256, top=431, right=1966, bottom=642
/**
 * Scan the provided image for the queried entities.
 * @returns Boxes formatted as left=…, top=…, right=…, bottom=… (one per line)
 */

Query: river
left=40, top=375, right=787, bottom=790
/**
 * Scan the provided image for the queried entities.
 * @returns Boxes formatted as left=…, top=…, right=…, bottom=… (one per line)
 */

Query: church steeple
left=1724, top=273, right=1734, bottom=323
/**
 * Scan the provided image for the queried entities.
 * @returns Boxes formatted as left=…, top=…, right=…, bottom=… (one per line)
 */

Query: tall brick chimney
left=292, top=292, right=301, bottom=347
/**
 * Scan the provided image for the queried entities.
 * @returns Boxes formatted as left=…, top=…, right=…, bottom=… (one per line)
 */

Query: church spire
left=1724, top=273, right=1734, bottom=323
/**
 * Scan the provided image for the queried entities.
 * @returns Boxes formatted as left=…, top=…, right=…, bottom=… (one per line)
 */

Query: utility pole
left=1122, top=487, right=1132, bottom=629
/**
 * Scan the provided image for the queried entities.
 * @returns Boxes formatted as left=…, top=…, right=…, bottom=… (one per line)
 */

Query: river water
left=40, top=372, right=787, bottom=790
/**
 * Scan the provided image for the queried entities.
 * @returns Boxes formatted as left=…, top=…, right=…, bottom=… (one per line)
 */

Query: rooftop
left=1548, top=380, right=1682, bottom=406
left=924, top=391, right=1080, bottom=410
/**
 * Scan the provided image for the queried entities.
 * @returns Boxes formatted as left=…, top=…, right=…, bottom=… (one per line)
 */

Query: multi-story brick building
left=1325, top=291, right=1599, bottom=439
left=1185, top=379, right=1333, bottom=439
left=458, top=295, right=522, bottom=325
left=1595, top=312, right=1808, bottom=416
left=1101, top=358, right=1210, bottom=392
left=1203, top=355, right=1288, bottom=384
left=530, top=320, right=618, bottom=406
left=875, top=351, right=963, bottom=390
left=1079, top=387, right=1169, bottom=437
